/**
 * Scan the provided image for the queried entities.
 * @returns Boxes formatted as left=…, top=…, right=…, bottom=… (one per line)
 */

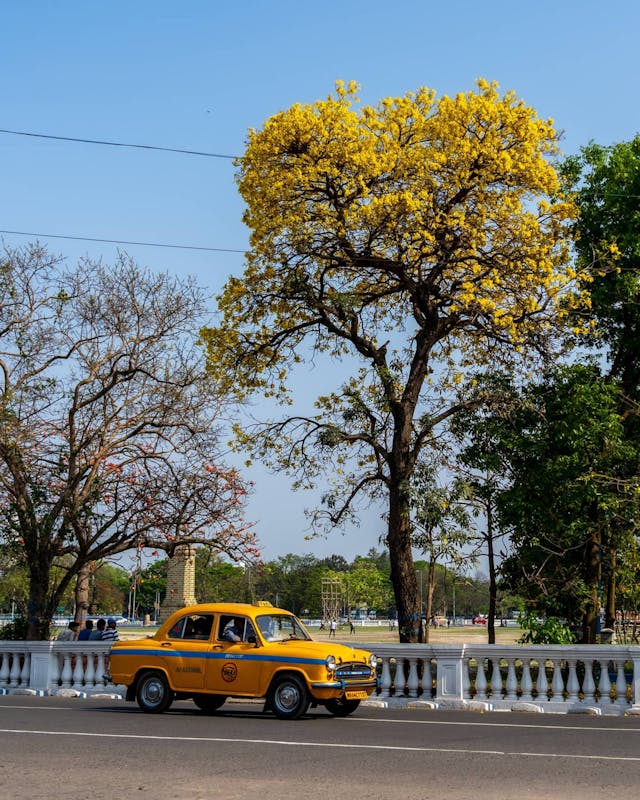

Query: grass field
left=312, top=623, right=522, bottom=645
left=118, top=623, right=522, bottom=645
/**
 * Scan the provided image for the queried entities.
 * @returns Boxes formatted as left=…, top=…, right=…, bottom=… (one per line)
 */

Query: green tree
left=195, top=551, right=246, bottom=604
left=562, top=138, right=640, bottom=634
left=563, top=136, right=640, bottom=397
left=346, top=556, right=394, bottom=615
left=202, top=80, right=579, bottom=641
left=495, top=365, right=638, bottom=641
left=450, top=375, right=522, bottom=643
left=409, top=463, right=472, bottom=641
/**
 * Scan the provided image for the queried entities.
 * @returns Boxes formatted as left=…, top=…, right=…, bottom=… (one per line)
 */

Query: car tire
left=324, top=698, right=361, bottom=717
left=136, top=671, right=174, bottom=714
left=193, top=693, right=227, bottom=713
left=268, top=673, right=309, bottom=720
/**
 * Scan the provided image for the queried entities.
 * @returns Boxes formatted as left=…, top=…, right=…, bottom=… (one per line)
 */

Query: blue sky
left=2, top=1, right=639, bottom=562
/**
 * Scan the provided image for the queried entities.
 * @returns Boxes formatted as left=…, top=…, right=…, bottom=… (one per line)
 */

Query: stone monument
left=158, top=543, right=197, bottom=621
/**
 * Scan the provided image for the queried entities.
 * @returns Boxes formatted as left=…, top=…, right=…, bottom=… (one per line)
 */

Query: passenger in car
left=221, top=617, right=244, bottom=642
left=193, top=617, right=212, bottom=639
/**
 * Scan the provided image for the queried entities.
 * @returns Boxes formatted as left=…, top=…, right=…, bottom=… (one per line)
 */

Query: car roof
left=165, top=602, right=290, bottom=619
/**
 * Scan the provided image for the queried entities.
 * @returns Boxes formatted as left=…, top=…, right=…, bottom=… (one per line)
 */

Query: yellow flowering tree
left=202, top=80, right=578, bottom=642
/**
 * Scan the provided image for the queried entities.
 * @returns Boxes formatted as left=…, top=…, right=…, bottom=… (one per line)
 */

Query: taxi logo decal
left=221, top=662, right=238, bottom=682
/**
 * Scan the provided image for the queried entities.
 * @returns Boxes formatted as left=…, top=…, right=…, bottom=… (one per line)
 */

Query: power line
left=0, top=128, right=238, bottom=160
left=0, top=229, right=245, bottom=253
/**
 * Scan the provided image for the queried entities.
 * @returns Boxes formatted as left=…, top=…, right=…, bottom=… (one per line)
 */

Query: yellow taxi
left=107, top=602, right=377, bottom=719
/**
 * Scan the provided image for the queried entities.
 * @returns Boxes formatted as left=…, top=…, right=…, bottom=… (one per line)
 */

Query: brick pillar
left=159, top=544, right=197, bottom=622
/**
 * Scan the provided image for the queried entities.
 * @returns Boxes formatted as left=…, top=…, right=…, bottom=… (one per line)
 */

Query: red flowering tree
left=0, top=245, right=257, bottom=639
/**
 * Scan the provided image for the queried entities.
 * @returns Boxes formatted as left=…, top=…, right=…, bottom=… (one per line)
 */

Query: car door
left=161, top=613, right=214, bottom=692
left=204, top=614, right=262, bottom=696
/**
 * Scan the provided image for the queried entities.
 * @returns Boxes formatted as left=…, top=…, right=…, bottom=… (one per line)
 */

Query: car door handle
left=161, top=642, right=173, bottom=648
left=211, top=645, right=224, bottom=651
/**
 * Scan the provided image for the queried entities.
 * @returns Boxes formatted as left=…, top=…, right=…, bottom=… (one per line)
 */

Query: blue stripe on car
left=112, top=648, right=327, bottom=666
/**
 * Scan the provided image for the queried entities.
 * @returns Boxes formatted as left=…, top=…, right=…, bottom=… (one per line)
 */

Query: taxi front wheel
left=268, top=674, right=310, bottom=720
left=136, top=671, right=174, bottom=714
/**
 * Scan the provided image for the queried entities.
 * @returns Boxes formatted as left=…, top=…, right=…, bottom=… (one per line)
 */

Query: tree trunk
left=582, top=525, right=601, bottom=644
left=75, top=563, right=91, bottom=623
left=422, top=560, right=437, bottom=644
left=605, top=545, right=617, bottom=630
left=486, top=499, right=496, bottom=645
left=26, top=557, right=54, bottom=640
left=387, top=484, right=420, bottom=643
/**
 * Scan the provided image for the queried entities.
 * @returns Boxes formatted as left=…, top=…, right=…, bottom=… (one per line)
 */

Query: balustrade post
left=551, top=659, right=565, bottom=702
left=566, top=659, right=580, bottom=703
left=536, top=658, right=549, bottom=702
left=520, top=659, right=533, bottom=701
left=19, top=652, right=30, bottom=687
left=615, top=659, right=628, bottom=708
left=422, top=658, right=433, bottom=700
left=505, top=658, right=518, bottom=701
left=379, top=656, right=392, bottom=698
left=406, top=657, right=419, bottom=698
left=72, top=649, right=85, bottom=688
left=84, top=651, right=96, bottom=687
left=462, top=656, right=472, bottom=700
left=582, top=658, right=596, bottom=704
left=490, top=658, right=503, bottom=699
left=0, top=650, right=10, bottom=686
left=9, top=651, right=21, bottom=687
left=94, top=651, right=107, bottom=688
left=474, top=657, right=487, bottom=700
left=630, top=653, right=640, bottom=711
left=60, top=653, right=73, bottom=688
left=597, top=660, right=611, bottom=707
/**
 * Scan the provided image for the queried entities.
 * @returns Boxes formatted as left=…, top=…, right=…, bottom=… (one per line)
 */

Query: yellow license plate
left=345, top=690, right=368, bottom=700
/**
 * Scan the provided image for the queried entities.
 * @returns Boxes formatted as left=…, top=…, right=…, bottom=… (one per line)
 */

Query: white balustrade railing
left=369, top=643, right=640, bottom=714
left=2, top=639, right=640, bottom=714
left=0, top=641, right=118, bottom=695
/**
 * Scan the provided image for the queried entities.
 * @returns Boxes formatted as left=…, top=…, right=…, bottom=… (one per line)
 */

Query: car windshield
left=255, top=613, right=311, bottom=642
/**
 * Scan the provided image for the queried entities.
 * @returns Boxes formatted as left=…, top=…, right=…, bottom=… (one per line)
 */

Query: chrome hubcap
left=277, top=684, right=298, bottom=709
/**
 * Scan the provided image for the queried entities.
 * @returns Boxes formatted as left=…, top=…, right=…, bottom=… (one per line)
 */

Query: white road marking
left=353, top=715, right=640, bottom=734
left=1, top=728, right=640, bottom=762
left=0, top=704, right=70, bottom=711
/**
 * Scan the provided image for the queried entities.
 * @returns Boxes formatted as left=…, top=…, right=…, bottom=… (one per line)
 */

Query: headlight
left=368, top=654, right=378, bottom=668
left=325, top=655, right=337, bottom=671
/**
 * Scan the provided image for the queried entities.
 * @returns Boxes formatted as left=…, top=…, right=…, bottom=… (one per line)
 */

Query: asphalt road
left=1, top=696, right=640, bottom=799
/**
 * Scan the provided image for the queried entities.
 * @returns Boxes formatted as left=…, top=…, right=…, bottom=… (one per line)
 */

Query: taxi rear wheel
left=325, top=698, right=361, bottom=717
left=268, top=673, right=309, bottom=720
left=136, top=671, right=173, bottom=714
left=193, top=693, right=226, bottom=713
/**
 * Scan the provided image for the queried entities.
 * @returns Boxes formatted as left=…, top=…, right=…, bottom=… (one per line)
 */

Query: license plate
left=345, top=690, right=368, bottom=700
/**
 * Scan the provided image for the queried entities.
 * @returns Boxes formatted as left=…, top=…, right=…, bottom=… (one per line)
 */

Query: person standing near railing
left=101, top=618, right=119, bottom=642
left=77, top=620, right=94, bottom=641
left=90, top=619, right=106, bottom=640
left=56, top=621, right=79, bottom=641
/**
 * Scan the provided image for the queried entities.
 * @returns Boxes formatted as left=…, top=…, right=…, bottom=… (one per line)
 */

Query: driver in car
left=222, top=618, right=244, bottom=643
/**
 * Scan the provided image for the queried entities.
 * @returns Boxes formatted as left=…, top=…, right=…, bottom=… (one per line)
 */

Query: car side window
left=218, top=615, right=249, bottom=642
left=218, top=616, right=235, bottom=641
left=168, top=614, right=214, bottom=640
left=168, top=618, right=186, bottom=639
left=191, top=615, right=213, bottom=639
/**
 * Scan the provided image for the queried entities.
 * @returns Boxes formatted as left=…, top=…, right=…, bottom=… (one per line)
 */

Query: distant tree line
left=1, top=547, right=507, bottom=623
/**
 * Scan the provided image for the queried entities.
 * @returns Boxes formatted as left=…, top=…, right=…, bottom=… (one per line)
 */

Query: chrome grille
left=335, top=662, right=371, bottom=680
